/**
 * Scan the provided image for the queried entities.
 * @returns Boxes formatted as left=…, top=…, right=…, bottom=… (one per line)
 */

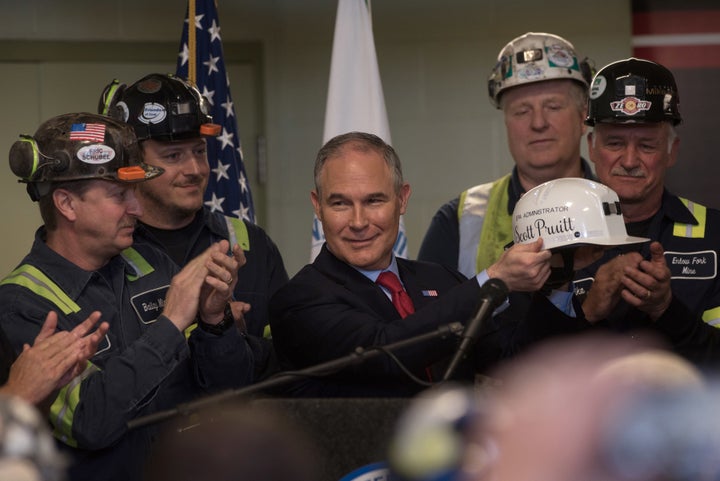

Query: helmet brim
left=116, top=163, right=164, bottom=182
left=549, top=234, right=650, bottom=251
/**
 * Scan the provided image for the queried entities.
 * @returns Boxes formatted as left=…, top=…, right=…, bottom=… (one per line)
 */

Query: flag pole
left=188, top=0, right=197, bottom=84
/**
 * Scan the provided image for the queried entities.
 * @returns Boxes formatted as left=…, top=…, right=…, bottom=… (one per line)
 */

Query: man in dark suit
left=270, top=132, right=555, bottom=397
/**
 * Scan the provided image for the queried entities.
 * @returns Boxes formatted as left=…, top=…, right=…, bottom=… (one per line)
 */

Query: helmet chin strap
left=540, top=249, right=576, bottom=294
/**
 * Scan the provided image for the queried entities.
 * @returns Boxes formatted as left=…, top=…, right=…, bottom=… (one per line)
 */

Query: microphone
left=442, top=278, right=509, bottom=381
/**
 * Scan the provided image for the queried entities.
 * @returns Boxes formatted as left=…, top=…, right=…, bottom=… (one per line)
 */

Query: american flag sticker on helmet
left=69, top=123, right=106, bottom=143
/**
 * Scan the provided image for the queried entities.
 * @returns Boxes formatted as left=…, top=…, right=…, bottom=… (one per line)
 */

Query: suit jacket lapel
left=314, top=245, right=400, bottom=320
left=397, top=258, right=435, bottom=310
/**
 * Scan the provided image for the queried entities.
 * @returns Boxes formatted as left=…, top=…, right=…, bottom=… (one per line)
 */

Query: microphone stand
left=128, top=321, right=464, bottom=430
left=441, top=278, right=509, bottom=382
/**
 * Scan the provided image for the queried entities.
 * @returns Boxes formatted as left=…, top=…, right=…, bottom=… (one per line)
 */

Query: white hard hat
left=488, top=32, right=593, bottom=108
left=387, top=385, right=484, bottom=481
left=512, top=177, right=649, bottom=251
left=0, top=395, right=67, bottom=481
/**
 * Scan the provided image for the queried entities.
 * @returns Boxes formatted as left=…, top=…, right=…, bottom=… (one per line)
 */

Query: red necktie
left=377, top=271, right=415, bottom=318
left=377, top=271, right=435, bottom=381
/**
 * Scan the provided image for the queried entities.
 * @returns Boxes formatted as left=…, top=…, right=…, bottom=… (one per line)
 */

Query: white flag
left=311, top=0, right=408, bottom=261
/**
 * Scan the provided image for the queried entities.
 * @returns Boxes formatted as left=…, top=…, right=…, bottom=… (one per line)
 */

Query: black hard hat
left=98, top=73, right=221, bottom=141
left=586, top=57, right=681, bottom=126
left=9, top=112, right=163, bottom=201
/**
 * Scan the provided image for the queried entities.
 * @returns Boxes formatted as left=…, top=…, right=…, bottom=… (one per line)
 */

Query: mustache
left=174, top=177, right=205, bottom=187
left=610, top=167, right=645, bottom=178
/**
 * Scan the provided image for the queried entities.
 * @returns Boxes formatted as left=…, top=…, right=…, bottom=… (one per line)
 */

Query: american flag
left=69, top=123, right=106, bottom=143
left=176, top=0, right=255, bottom=222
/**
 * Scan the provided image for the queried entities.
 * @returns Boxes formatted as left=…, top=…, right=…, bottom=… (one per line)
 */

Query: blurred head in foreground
left=479, top=334, right=714, bottom=481
left=143, top=403, right=319, bottom=481
left=386, top=333, right=715, bottom=481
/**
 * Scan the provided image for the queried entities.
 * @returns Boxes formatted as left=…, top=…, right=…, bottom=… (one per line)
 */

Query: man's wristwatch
left=197, top=303, right=235, bottom=335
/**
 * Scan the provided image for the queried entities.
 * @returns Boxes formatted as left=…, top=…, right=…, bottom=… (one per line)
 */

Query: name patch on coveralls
left=665, top=250, right=717, bottom=280
left=131, top=285, right=170, bottom=324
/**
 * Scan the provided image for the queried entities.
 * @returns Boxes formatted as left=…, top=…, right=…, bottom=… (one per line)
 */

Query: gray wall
left=0, top=0, right=632, bottom=277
